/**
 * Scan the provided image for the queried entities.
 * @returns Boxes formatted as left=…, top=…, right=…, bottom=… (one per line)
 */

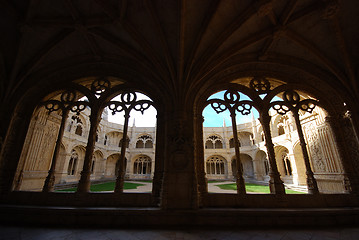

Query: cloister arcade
left=1, top=0, right=359, bottom=227
left=5, top=76, right=350, bottom=199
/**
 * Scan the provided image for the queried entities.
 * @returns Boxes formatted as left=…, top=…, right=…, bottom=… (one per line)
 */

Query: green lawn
left=56, top=181, right=144, bottom=192
left=217, top=183, right=303, bottom=194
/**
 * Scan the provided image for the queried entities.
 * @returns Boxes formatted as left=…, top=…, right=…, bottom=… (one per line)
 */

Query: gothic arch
left=136, top=134, right=154, bottom=149
left=205, top=134, right=224, bottom=149
left=133, top=155, right=152, bottom=175
left=274, top=146, right=293, bottom=178
left=232, top=154, right=254, bottom=179
left=255, top=150, right=270, bottom=178
left=206, top=155, right=227, bottom=176
left=66, top=145, right=86, bottom=177
left=105, top=153, right=120, bottom=178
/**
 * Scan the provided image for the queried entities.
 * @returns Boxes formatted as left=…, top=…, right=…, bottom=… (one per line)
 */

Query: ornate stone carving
left=36, top=123, right=58, bottom=171
left=305, top=123, right=326, bottom=172
left=169, top=118, right=192, bottom=170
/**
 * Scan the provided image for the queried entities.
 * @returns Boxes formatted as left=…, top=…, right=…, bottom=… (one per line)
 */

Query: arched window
left=206, top=156, right=226, bottom=175
left=135, top=135, right=153, bottom=148
left=67, top=150, right=78, bottom=175
left=145, top=141, right=153, bottom=148
left=215, top=140, right=223, bottom=148
left=133, top=155, right=152, bottom=175
left=205, top=135, right=224, bottom=149
left=71, top=115, right=83, bottom=136
left=75, top=125, right=83, bottom=136
left=205, top=140, right=214, bottom=149
left=104, top=135, right=107, bottom=145
left=136, top=140, right=144, bottom=148
left=278, top=125, right=285, bottom=135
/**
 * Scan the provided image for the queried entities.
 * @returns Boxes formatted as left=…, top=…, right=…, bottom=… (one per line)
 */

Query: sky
left=107, top=93, right=157, bottom=127
left=202, top=91, right=259, bottom=127
left=107, top=91, right=260, bottom=127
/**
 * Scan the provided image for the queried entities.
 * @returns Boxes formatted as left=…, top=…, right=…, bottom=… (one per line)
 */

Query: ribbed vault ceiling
left=0, top=0, right=358, bottom=105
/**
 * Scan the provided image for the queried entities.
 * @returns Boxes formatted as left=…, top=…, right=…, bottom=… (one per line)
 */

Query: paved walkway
left=123, top=181, right=239, bottom=193
left=208, top=181, right=237, bottom=193
left=123, top=181, right=238, bottom=193
left=124, top=181, right=153, bottom=193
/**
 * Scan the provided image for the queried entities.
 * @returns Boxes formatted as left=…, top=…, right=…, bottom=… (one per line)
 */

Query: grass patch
left=56, top=181, right=144, bottom=192
left=216, top=183, right=303, bottom=194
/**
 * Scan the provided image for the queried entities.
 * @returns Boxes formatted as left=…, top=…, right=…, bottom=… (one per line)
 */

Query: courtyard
left=56, top=181, right=305, bottom=194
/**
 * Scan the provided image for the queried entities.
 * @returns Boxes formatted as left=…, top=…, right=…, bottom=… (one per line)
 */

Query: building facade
left=14, top=99, right=345, bottom=194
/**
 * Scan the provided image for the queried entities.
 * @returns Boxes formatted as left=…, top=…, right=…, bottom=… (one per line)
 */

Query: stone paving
left=123, top=181, right=153, bottom=193
left=124, top=181, right=240, bottom=193
left=123, top=181, right=240, bottom=193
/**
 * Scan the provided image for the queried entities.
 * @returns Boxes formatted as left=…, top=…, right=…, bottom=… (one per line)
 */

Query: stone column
left=42, top=110, right=68, bottom=192
left=194, top=114, right=207, bottom=203
left=230, top=113, right=246, bottom=194
left=325, top=114, right=359, bottom=194
left=259, top=112, right=285, bottom=194
left=160, top=111, right=198, bottom=209
left=152, top=113, right=165, bottom=204
left=288, top=153, right=299, bottom=186
left=0, top=110, right=31, bottom=194
left=114, top=112, right=130, bottom=193
left=77, top=111, right=100, bottom=193
left=292, top=111, right=319, bottom=194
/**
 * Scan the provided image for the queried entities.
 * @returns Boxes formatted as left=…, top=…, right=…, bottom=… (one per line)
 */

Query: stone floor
left=3, top=182, right=352, bottom=239
left=1, top=225, right=359, bottom=240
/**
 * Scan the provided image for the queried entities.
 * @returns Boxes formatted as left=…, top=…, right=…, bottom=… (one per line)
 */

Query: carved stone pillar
left=0, top=110, right=31, bottom=194
left=194, top=114, right=207, bottom=204
left=77, top=111, right=100, bottom=193
left=259, top=112, right=285, bottom=194
left=230, top=113, right=246, bottom=194
left=161, top=111, right=198, bottom=209
left=152, top=113, right=165, bottom=205
left=325, top=114, right=359, bottom=194
left=114, top=113, right=130, bottom=193
left=292, top=111, right=319, bottom=194
left=43, top=110, right=68, bottom=192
